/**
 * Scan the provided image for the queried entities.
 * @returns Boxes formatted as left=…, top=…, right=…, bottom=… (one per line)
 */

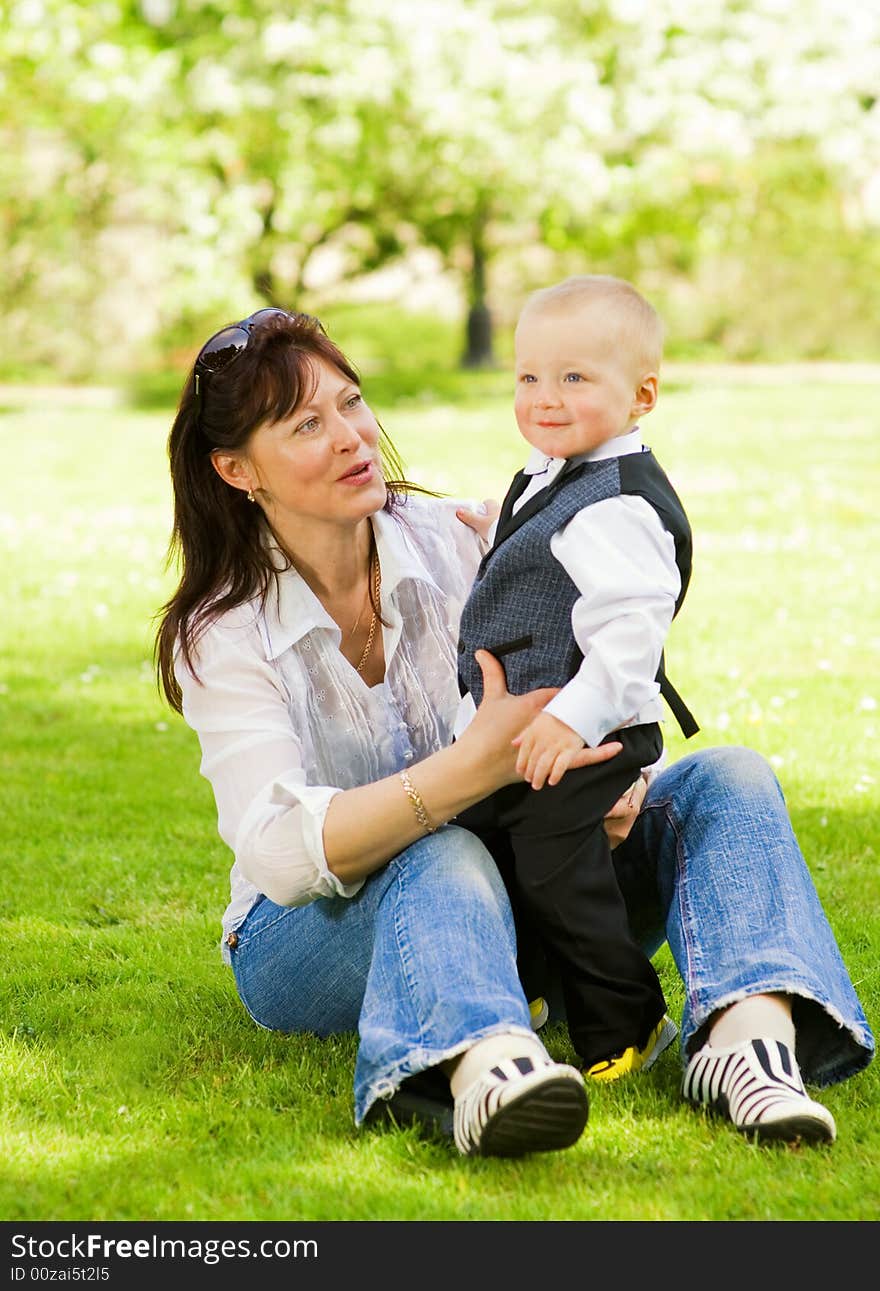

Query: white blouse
left=175, top=496, right=483, bottom=961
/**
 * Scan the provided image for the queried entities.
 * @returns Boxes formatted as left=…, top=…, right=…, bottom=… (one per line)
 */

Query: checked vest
left=457, top=449, right=699, bottom=738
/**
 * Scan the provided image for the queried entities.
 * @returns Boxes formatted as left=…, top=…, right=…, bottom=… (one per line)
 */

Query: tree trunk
left=252, top=201, right=279, bottom=304
left=460, top=218, right=495, bottom=369
left=252, top=267, right=278, bottom=303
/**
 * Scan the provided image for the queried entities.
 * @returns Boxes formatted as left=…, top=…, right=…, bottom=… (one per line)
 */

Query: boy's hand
left=512, top=711, right=586, bottom=790
left=455, top=499, right=500, bottom=543
left=604, top=775, right=648, bottom=849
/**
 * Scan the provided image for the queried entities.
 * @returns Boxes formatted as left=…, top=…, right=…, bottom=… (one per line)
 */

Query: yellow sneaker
left=585, top=1014, right=678, bottom=1083
left=529, top=997, right=549, bottom=1030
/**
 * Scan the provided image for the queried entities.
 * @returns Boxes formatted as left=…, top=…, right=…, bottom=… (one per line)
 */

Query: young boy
left=454, top=274, right=699, bottom=1080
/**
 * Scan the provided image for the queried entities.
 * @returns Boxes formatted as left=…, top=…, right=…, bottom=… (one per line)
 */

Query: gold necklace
left=355, top=549, right=381, bottom=674
left=349, top=580, right=370, bottom=637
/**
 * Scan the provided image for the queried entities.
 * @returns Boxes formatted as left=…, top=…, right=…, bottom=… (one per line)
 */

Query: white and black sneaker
left=453, top=1054, right=589, bottom=1157
left=682, top=1037, right=836, bottom=1144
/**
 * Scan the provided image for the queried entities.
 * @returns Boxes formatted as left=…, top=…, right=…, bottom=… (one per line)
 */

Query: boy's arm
left=545, top=494, right=680, bottom=748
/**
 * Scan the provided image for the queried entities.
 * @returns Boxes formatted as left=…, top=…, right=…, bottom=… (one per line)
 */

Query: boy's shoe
left=529, top=997, right=549, bottom=1030
left=585, top=1013, right=678, bottom=1083
left=453, top=1054, right=589, bottom=1157
left=682, top=1036, right=836, bottom=1144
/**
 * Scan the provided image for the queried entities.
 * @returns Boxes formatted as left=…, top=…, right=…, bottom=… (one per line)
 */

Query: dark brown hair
left=154, top=311, right=424, bottom=712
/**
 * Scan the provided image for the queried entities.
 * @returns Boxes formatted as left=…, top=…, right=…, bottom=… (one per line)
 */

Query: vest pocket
left=486, top=634, right=533, bottom=658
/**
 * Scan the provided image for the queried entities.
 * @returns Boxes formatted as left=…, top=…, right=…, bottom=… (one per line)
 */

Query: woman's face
left=241, top=357, right=387, bottom=528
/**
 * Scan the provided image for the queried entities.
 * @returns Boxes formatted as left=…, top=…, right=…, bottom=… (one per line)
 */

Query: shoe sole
left=477, top=1076, right=589, bottom=1158
left=693, top=1094, right=836, bottom=1145
left=738, top=1110, right=836, bottom=1145
left=640, top=1016, right=679, bottom=1072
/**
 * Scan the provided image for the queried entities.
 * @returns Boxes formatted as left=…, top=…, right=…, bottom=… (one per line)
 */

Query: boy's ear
left=210, top=449, right=254, bottom=495
left=632, top=373, right=659, bottom=419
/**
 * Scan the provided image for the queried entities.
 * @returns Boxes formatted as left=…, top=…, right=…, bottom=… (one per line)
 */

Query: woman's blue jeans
left=230, top=824, right=534, bottom=1125
left=614, top=746, right=873, bottom=1087
left=229, top=746, right=874, bottom=1124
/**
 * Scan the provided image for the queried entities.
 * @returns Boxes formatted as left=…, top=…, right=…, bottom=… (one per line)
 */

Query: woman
left=155, top=308, right=872, bottom=1157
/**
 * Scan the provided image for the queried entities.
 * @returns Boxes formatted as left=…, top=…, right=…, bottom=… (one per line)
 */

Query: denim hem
left=355, top=1023, right=539, bottom=1126
left=683, top=982, right=875, bottom=1087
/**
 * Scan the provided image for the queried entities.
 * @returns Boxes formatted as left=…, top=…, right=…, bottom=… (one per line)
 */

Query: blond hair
left=520, top=275, right=664, bottom=373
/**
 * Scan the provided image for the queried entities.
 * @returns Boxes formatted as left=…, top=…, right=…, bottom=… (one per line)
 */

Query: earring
left=246, top=489, right=255, bottom=503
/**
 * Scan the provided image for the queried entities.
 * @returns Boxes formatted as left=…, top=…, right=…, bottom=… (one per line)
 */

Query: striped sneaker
left=585, top=1013, right=678, bottom=1083
left=453, top=1055, right=589, bottom=1157
left=682, top=1037, right=836, bottom=1144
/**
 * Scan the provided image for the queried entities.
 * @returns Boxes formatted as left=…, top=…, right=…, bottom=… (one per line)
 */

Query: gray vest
left=457, top=450, right=698, bottom=736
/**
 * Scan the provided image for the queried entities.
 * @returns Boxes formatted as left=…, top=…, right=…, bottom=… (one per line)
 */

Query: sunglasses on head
left=193, top=307, right=302, bottom=402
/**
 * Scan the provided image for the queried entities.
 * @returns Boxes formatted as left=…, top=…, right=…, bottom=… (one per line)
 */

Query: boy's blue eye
left=564, top=372, right=584, bottom=382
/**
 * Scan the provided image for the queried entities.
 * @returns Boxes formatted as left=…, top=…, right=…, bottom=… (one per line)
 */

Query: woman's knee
left=652, top=745, right=782, bottom=809
left=391, top=825, right=509, bottom=904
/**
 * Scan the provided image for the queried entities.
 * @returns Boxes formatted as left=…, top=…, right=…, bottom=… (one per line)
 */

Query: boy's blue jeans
left=229, top=746, right=874, bottom=1125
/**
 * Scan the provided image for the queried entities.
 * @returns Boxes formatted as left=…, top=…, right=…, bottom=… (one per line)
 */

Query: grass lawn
left=1, top=353, right=878, bottom=1224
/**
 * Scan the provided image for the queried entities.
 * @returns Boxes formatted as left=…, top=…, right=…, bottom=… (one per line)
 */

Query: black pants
left=455, top=724, right=667, bottom=1069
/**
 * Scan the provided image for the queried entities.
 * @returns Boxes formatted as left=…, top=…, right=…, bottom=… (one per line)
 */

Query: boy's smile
left=513, top=303, right=656, bottom=461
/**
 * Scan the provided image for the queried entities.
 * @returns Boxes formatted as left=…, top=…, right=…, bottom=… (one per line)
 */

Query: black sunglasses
left=193, top=307, right=300, bottom=402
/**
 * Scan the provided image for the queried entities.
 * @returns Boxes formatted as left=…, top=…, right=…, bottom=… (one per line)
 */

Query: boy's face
left=513, top=302, right=654, bottom=460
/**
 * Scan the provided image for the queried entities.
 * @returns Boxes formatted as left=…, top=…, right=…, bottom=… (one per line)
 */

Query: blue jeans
left=229, top=747, right=874, bottom=1124
left=230, top=824, right=535, bottom=1124
left=615, top=746, right=873, bottom=1087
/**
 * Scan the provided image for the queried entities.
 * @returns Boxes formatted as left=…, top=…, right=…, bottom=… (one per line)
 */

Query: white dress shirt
left=454, top=428, right=681, bottom=750
left=175, top=497, right=483, bottom=957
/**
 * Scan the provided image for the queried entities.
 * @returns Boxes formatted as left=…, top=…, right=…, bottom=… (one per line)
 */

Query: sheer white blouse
left=175, top=497, right=483, bottom=961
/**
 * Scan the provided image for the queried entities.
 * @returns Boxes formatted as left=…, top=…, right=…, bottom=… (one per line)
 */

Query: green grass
left=1, top=358, right=878, bottom=1222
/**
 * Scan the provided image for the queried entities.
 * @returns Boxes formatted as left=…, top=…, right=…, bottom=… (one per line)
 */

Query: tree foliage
left=1, top=0, right=878, bottom=376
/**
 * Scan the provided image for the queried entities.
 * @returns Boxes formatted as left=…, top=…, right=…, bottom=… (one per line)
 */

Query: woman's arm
left=179, top=627, right=623, bottom=906
left=323, top=650, right=621, bottom=883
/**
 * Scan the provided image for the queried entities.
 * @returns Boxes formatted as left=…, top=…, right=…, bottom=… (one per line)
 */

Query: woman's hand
left=603, top=774, right=648, bottom=850
left=455, top=499, right=501, bottom=544
left=458, top=650, right=622, bottom=794
left=325, top=652, right=624, bottom=885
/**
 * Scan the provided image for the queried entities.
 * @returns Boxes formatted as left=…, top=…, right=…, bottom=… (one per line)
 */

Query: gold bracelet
left=399, top=770, right=437, bottom=834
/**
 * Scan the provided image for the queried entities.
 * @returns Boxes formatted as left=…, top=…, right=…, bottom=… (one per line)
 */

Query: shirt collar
left=587, top=426, right=643, bottom=460
left=258, top=505, right=444, bottom=660
left=522, top=426, right=644, bottom=477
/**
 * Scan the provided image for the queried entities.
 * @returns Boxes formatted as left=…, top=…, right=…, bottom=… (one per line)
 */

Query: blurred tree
left=1, top=0, right=878, bottom=376
left=530, top=1, right=880, bottom=351
left=131, top=3, right=414, bottom=303
left=355, top=0, right=618, bottom=367
left=0, top=0, right=183, bottom=373
left=132, top=0, right=619, bottom=366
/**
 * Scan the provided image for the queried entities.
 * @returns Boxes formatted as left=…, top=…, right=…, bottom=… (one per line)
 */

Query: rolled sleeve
left=236, top=776, right=363, bottom=906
